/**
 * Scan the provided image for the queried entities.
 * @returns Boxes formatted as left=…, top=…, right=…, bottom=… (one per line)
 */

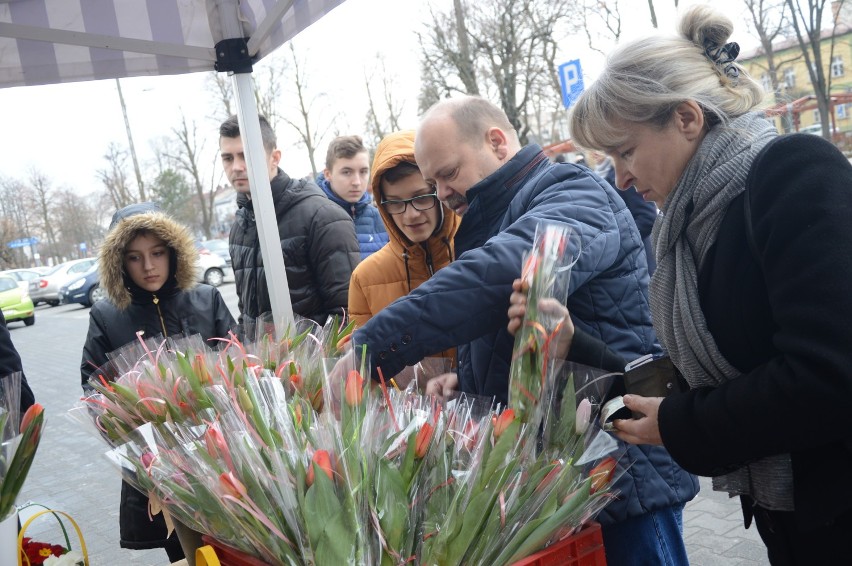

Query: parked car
left=0, top=275, right=34, bottom=326
left=197, top=252, right=230, bottom=287
left=58, top=263, right=104, bottom=308
left=29, top=258, right=98, bottom=306
left=0, top=268, right=44, bottom=291
left=196, top=238, right=232, bottom=268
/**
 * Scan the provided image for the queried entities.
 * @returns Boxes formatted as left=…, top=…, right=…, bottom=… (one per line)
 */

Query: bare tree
left=98, top=143, right=137, bottom=209
left=27, top=169, right=60, bottom=265
left=253, top=54, right=288, bottom=130
left=647, top=0, right=659, bottom=28
left=281, top=42, right=337, bottom=178
left=581, top=0, right=624, bottom=55
left=419, top=0, right=580, bottom=145
left=785, top=0, right=846, bottom=138
left=52, top=188, right=103, bottom=258
left=0, top=176, right=36, bottom=267
left=160, top=113, right=215, bottom=238
left=742, top=1, right=800, bottom=129
left=363, top=55, right=406, bottom=147
left=206, top=72, right=233, bottom=123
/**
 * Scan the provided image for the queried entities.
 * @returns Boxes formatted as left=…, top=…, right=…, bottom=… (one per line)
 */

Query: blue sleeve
left=353, top=169, right=623, bottom=379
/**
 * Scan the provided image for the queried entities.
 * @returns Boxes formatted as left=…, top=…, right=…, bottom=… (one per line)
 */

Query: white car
left=0, top=268, right=45, bottom=291
left=196, top=252, right=231, bottom=287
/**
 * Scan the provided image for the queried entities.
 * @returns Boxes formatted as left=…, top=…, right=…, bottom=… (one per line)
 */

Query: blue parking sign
left=559, top=60, right=584, bottom=109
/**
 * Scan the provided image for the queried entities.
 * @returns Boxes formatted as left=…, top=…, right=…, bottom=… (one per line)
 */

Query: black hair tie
left=704, top=41, right=740, bottom=84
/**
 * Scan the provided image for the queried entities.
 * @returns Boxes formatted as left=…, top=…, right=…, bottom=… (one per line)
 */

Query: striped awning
left=0, top=0, right=345, bottom=88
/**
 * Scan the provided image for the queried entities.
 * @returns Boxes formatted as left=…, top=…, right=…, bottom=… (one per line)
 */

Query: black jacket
left=0, top=310, right=35, bottom=413
left=658, top=134, right=852, bottom=530
left=229, top=169, right=360, bottom=325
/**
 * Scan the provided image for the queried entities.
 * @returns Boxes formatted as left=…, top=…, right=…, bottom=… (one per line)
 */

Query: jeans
left=600, top=504, right=689, bottom=566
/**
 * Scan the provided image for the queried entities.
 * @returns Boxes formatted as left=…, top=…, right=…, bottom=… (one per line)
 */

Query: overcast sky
left=0, top=0, right=756, bottom=199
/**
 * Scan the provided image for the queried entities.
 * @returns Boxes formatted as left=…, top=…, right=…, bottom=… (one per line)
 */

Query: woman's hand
left=612, top=395, right=664, bottom=446
left=507, top=278, right=575, bottom=360
left=425, top=372, right=459, bottom=399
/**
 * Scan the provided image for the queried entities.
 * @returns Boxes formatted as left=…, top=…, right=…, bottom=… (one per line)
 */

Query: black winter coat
left=81, top=285, right=235, bottom=550
left=658, top=134, right=852, bottom=530
left=0, top=310, right=35, bottom=413
left=229, top=169, right=360, bottom=325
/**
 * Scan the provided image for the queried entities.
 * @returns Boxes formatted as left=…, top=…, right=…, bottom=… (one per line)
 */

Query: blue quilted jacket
left=354, top=145, right=698, bottom=524
left=317, top=175, right=388, bottom=260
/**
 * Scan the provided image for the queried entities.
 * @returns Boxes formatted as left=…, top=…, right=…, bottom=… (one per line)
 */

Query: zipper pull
left=152, top=295, right=159, bottom=305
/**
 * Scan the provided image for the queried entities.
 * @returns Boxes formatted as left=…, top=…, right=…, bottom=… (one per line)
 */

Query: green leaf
left=480, top=419, right=520, bottom=488
left=374, top=459, right=408, bottom=557
left=505, top=478, right=593, bottom=564
left=303, top=460, right=345, bottom=551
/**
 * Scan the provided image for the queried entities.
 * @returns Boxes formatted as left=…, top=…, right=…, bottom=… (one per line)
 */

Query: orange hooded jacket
left=348, top=130, right=460, bottom=367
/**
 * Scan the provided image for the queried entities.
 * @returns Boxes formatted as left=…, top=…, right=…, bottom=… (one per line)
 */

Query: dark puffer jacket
left=229, top=169, right=360, bottom=325
left=316, top=174, right=389, bottom=260
left=354, top=145, right=698, bottom=525
left=80, top=205, right=236, bottom=550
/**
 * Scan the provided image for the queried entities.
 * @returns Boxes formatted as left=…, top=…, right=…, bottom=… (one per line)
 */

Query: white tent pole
left=215, top=0, right=294, bottom=336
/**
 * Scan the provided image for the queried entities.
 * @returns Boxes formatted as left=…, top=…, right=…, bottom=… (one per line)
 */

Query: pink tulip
left=575, top=398, right=592, bottom=435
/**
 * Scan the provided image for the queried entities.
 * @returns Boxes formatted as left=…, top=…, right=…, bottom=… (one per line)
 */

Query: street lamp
left=115, top=78, right=147, bottom=201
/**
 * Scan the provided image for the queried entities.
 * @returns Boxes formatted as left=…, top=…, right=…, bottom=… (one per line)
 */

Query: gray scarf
left=650, top=112, right=793, bottom=511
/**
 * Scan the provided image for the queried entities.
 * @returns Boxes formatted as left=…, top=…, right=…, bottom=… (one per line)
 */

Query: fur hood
left=99, top=210, right=198, bottom=309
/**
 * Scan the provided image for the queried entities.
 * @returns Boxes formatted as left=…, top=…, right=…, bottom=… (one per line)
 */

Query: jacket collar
left=236, top=168, right=292, bottom=210
left=315, top=173, right=370, bottom=216
left=456, top=145, right=549, bottom=253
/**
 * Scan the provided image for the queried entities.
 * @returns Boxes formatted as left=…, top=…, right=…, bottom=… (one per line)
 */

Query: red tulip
left=344, top=370, right=364, bottom=406
left=589, top=457, right=617, bottom=494
left=414, top=422, right=434, bottom=459
left=492, top=408, right=515, bottom=439
left=306, top=450, right=334, bottom=487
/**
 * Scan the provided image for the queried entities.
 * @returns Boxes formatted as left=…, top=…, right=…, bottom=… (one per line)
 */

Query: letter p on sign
left=559, top=60, right=585, bottom=109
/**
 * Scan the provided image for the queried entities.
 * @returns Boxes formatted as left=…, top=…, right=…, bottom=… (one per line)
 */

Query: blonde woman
left=571, top=5, right=852, bottom=563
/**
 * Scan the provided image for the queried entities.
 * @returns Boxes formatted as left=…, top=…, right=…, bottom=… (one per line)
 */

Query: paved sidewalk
left=683, top=477, right=769, bottom=565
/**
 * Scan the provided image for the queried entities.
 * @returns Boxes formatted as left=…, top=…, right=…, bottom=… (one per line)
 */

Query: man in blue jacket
left=352, top=95, right=698, bottom=565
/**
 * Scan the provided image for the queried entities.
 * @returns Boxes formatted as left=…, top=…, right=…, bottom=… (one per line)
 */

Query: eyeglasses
left=381, top=193, right=439, bottom=215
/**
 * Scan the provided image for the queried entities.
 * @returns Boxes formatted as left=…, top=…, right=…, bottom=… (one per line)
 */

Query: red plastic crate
left=201, top=535, right=272, bottom=566
left=510, top=522, right=606, bottom=566
left=200, top=522, right=606, bottom=566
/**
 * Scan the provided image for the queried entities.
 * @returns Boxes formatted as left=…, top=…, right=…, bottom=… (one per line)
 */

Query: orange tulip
left=589, top=457, right=617, bottom=494
left=219, top=471, right=248, bottom=499
left=344, top=370, right=364, bottom=406
left=306, top=449, right=334, bottom=487
left=414, top=422, right=434, bottom=459
left=492, top=408, right=515, bottom=439
left=20, top=403, right=43, bottom=434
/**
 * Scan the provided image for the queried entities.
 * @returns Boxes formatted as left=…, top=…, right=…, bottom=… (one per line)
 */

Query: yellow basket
left=17, top=505, right=89, bottom=566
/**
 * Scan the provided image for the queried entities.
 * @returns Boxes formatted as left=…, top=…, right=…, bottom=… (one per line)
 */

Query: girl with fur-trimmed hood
left=80, top=202, right=235, bottom=560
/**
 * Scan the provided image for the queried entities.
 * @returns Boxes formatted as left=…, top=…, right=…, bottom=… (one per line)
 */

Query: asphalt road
left=8, top=281, right=769, bottom=565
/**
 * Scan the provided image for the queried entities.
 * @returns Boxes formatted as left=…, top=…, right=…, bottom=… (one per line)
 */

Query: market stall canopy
left=0, top=0, right=344, bottom=88
left=0, top=0, right=347, bottom=332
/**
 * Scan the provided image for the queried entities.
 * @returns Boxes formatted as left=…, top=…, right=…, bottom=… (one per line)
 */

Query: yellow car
left=0, top=275, right=35, bottom=326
